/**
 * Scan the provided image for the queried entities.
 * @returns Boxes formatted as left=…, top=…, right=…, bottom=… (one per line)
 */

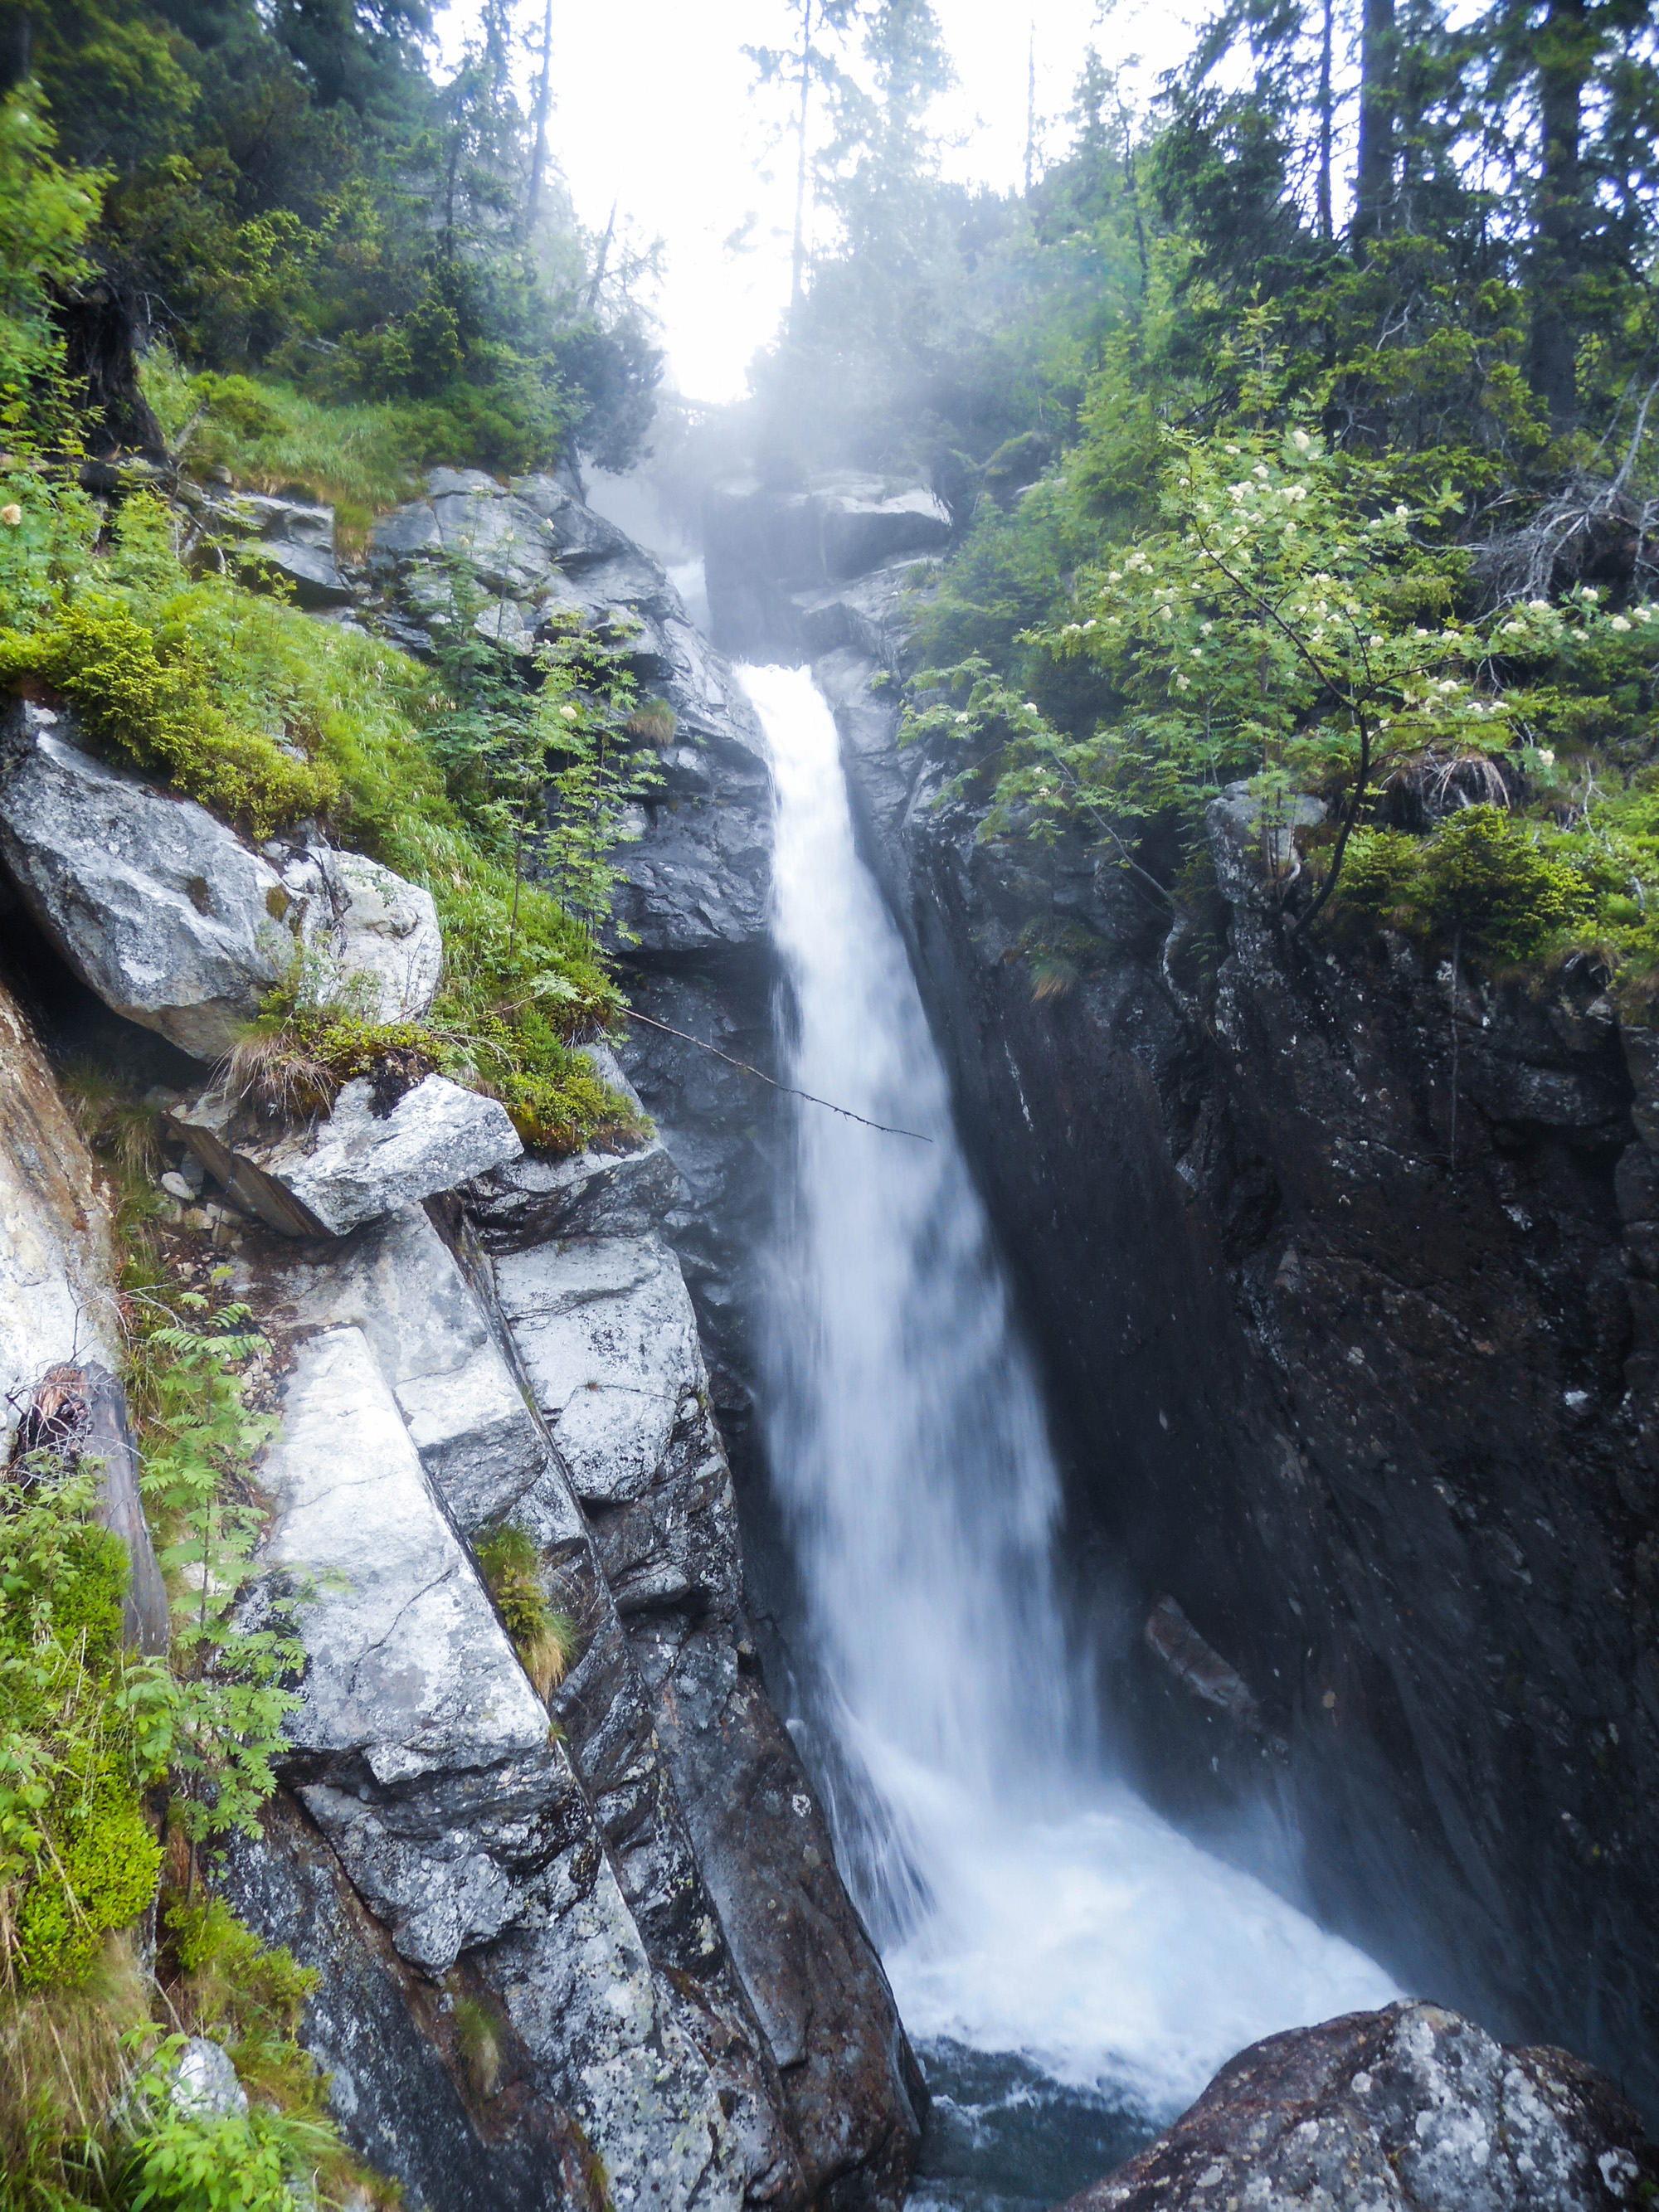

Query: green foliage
left=1338, top=808, right=1599, bottom=960
left=0, top=1932, right=153, bottom=2210
left=474, top=1525, right=574, bottom=1701
left=0, top=90, right=105, bottom=449
left=27, top=0, right=660, bottom=474
left=0, top=1458, right=166, bottom=1992
left=906, top=328, right=1659, bottom=975
left=139, top=353, right=577, bottom=549
left=0, top=600, right=338, bottom=839
left=426, top=553, right=663, bottom=947
left=129, top=1279, right=303, bottom=1850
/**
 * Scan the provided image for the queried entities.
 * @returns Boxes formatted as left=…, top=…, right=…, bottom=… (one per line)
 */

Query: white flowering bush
left=904, top=415, right=1659, bottom=943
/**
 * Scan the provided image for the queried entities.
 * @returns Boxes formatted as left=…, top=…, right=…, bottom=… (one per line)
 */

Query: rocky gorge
left=0, top=470, right=922, bottom=2210
left=4, top=445, right=1658, bottom=2212
left=694, top=474, right=1659, bottom=2174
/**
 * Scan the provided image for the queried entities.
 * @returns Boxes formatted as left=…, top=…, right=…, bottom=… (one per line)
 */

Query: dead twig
left=615, top=1008, right=933, bottom=1142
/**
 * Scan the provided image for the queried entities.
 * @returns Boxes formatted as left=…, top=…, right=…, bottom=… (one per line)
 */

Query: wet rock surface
left=0, top=468, right=927, bottom=2210
left=1063, top=2003, right=1659, bottom=2211
left=0, top=698, right=442, bottom=1058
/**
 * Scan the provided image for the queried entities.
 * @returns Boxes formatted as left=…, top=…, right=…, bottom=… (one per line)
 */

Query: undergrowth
left=0, top=1103, right=386, bottom=2210
left=139, top=352, right=562, bottom=555
left=0, top=474, right=645, bottom=1155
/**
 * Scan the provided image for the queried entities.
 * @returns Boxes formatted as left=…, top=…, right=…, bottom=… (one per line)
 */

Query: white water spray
left=746, top=664, right=1397, bottom=2143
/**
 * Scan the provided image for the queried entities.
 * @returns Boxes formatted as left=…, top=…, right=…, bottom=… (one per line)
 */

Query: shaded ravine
left=743, top=664, right=1399, bottom=2210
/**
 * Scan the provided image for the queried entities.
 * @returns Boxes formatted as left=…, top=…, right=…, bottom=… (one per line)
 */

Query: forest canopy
left=3, top=0, right=662, bottom=473
left=734, top=0, right=1659, bottom=989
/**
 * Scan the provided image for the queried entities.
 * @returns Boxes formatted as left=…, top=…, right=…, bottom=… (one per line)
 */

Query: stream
left=742, top=664, right=1399, bottom=2211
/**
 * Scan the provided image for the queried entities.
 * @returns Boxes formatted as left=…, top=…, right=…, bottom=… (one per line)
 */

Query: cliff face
left=806, top=626, right=1659, bottom=2118
left=697, top=498, right=1659, bottom=2121
left=0, top=474, right=922, bottom=2211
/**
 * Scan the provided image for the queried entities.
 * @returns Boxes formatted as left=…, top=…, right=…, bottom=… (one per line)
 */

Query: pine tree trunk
left=1317, top=0, right=1334, bottom=242
left=1528, top=0, right=1588, bottom=435
left=791, top=0, right=815, bottom=313
left=526, top=0, right=555, bottom=232
left=1354, top=0, right=1396, bottom=241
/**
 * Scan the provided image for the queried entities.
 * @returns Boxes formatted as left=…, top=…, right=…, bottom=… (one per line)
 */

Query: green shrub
left=1419, top=805, right=1598, bottom=960
left=1334, top=828, right=1425, bottom=933
left=17, top=1764, right=163, bottom=1991
left=1335, top=807, right=1598, bottom=964
left=474, top=1526, right=574, bottom=1700
left=0, top=603, right=338, bottom=837
left=0, top=1458, right=168, bottom=1994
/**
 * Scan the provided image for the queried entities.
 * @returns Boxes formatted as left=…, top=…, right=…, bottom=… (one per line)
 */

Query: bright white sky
left=440, top=0, right=1208, bottom=404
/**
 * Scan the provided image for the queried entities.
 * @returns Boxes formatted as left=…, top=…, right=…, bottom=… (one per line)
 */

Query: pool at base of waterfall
left=909, top=2041, right=1159, bottom=2212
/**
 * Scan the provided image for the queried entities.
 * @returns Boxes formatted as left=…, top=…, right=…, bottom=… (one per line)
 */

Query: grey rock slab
left=263, top=1324, right=551, bottom=1785
left=0, top=700, right=443, bottom=1055
left=490, top=1233, right=700, bottom=1506
left=487, top=1869, right=752, bottom=2212
left=430, top=492, right=559, bottom=596
left=221, top=1789, right=560, bottom=2212
left=633, top=1617, right=924, bottom=2207
left=1061, top=2001, right=1659, bottom=2210
left=508, top=474, right=632, bottom=566
left=245, top=1204, right=548, bottom=1534
left=368, top=502, right=442, bottom=561
left=275, top=844, right=443, bottom=1023
left=0, top=701, right=290, bottom=1059
left=237, top=537, right=355, bottom=609
left=175, top=1074, right=522, bottom=1237
left=258, top=1323, right=566, bottom=1971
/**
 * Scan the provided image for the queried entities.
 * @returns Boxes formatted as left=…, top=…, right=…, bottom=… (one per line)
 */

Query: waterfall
left=744, top=664, right=1397, bottom=2200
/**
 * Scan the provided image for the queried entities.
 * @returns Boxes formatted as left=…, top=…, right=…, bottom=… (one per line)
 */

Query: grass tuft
left=450, top=1996, right=504, bottom=2101
left=474, top=1526, right=575, bottom=1701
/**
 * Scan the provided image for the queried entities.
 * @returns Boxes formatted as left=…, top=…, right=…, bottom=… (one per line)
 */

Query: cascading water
left=745, top=664, right=1399, bottom=2211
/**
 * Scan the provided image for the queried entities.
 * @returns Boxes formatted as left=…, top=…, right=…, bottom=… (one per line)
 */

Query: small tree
left=908, top=350, right=1655, bottom=928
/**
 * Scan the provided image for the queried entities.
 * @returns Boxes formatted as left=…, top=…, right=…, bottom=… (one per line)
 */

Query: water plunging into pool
left=742, top=664, right=1396, bottom=2210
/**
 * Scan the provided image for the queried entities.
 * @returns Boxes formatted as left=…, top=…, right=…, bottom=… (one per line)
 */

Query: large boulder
left=260, top=1323, right=568, bottom=1969
left=173, top=1072, right=522, bottom=1237
left=1061, top=2002, right=1659, bottom=2211
left=0, top=975, right=120, bottom=1441
left=0, top=701, right=292, bottom=1059
left=275, top=844, right=442, bottom=1023
left=0, top=700, right=441, bottom=1057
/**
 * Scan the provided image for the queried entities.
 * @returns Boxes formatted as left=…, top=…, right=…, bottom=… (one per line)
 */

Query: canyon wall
left=701, top=490, right=1659, bottom=2124
left=0, top=474, right=924, bottom=2211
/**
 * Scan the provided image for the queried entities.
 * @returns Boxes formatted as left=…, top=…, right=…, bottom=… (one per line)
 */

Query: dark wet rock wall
left=805, top=629, right=1659, bottom=2126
